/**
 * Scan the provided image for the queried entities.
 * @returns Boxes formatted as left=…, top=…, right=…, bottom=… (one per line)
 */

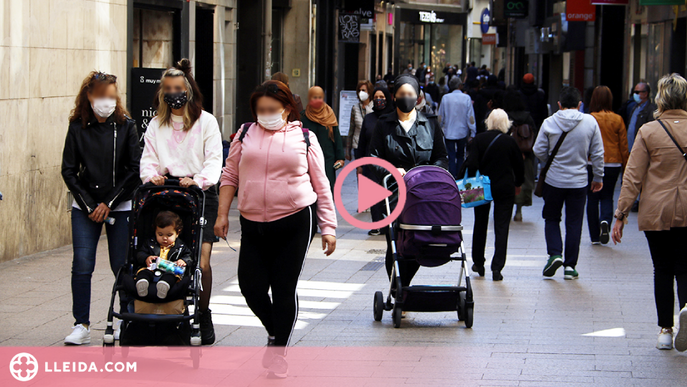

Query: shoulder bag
left=534, top=131, right=569, bottom=197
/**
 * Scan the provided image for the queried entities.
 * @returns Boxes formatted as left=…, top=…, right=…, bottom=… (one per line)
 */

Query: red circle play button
left=333, top=157, right=407, bottom=230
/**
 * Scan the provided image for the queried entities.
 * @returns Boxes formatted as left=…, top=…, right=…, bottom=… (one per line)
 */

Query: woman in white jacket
left=139, top=59, right=223, bottom=345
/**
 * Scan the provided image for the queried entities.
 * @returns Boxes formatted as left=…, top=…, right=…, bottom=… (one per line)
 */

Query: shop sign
left=343, top=0, right=375, bottom=19
left=591, top=0, right=628, bottom=4
left=482, top=34, right=497, bottom=45
left=419, top=11, right=445, bottom=23
left=566, top=0, right=596, bottom=22
left=504, top=0, right=529, bottom=18
left=339, top=13, right=360, bottom=43
left=639, top=0, right=683, bottom=4
left=131, top=67, right=164, bottom=141
left=480, top=9, right=491, bottom=34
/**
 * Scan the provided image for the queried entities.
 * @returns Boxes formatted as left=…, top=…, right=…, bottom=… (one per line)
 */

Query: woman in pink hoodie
left=215, top=81, right=337, bottom=378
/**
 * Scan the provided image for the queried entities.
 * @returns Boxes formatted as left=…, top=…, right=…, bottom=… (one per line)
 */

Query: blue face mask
left=633, top=93, right=642, bottom=104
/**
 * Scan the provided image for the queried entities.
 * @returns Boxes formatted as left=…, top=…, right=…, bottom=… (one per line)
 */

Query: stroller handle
left=142, top=178, right=203, bottom=192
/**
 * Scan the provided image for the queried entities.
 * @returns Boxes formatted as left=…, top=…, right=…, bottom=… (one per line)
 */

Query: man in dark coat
left=519, top=73, right=548, bottom=130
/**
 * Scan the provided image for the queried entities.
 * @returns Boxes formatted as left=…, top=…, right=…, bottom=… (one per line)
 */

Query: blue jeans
left=542, top=184, right=587, bottom=269
left=445, top=138, right=467, bottom=179
left=71, top=208, right=130, bottom=325
left=586, top=166, right=621, bottom=242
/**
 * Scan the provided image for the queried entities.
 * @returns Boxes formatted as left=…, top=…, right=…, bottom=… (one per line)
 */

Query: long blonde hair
left=153, top=59, right=204, bottom=131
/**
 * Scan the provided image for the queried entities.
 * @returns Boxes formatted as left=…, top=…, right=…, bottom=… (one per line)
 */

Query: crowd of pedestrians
left=58, top=56, right=687, bottom=381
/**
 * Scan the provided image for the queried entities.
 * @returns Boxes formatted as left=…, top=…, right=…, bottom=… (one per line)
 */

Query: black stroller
left=373, top=166, right=474, bottom=328
left=104, top=180, right=204, bottom=367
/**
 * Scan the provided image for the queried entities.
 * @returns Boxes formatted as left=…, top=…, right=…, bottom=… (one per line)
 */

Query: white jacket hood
left=551, top=108, right=584, bottom=132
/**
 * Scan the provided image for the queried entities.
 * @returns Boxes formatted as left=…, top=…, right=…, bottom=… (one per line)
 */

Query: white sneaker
left=157, top=280, right=170, bottom=299
left=136, top=279, right=149, bottom=297
left=657, top=328, right=673, bottom=350
left=675, top=307, right=687, bottom=352
left=65, top=324, right=91, bottom=345
left=113, top=320, right=122, bottom=341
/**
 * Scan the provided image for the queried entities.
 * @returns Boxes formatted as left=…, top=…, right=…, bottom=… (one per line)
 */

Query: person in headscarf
left=300, top=86, right=345, bottom=192
left=271, top=72, right=304, bottom=113
left=358, top=86, right=395, bottom=236
left=416, top=90, right=435, bottom=115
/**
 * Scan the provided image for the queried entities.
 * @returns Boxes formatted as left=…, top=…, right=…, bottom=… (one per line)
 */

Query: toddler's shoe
left=136, top=279, right=149, bottom=297
left=157, top=280, right=170, bottom=299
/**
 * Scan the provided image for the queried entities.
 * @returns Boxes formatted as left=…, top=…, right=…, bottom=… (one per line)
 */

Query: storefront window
left=399, top=22, right=463, bottom=74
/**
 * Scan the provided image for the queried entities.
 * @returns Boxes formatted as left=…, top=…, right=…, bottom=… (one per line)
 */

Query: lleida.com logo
left=9, top=352, right=136, bottom=382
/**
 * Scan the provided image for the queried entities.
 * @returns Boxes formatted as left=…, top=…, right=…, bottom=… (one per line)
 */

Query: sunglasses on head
left=94, top=72, right=117, bottom=82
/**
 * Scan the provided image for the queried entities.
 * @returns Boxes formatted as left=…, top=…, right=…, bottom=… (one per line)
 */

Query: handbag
left=534, top=131, right=569, bottom=197
left=456, top=134, right=501, bottom=208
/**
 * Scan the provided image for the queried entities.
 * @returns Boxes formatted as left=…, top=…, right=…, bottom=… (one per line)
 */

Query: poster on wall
left=338, top=90, right=358, bottom=136
left=131, top=68, right=165, bottom=144
left=339, top=13, right=360, bottom=43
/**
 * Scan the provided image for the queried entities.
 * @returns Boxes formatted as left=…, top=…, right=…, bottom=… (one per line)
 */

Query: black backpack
left=237, top=122, right=311, bottom=154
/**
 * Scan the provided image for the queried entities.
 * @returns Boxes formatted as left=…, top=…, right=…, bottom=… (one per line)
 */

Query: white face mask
left=359, top=91, right=369, bottom=101
left=258, top=110, right=286, bottom=131
left=91, top=98, right=116, bottom=118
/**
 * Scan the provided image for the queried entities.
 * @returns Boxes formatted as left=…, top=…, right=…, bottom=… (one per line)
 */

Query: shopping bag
left=456, top=170, right=492, bottom=208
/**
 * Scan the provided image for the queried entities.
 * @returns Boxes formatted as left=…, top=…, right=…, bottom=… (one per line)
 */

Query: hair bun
left=175, top=58, right=192, bottom=74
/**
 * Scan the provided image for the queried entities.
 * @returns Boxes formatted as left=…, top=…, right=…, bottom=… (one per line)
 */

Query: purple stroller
left=373, top=166, right=474, bottom=328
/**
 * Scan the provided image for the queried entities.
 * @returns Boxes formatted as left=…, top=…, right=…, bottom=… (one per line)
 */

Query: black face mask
left=164, top=91, right=188, bottom=110
left=395, top=96, right=417, bottom=113
left=374, top=98, right=387, bottom=111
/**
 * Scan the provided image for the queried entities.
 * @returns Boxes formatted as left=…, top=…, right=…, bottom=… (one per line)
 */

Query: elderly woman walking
left=612, top=73, right=687, bottom=352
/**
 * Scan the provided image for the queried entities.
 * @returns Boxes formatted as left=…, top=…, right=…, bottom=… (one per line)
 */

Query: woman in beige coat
left=612, top=73, right=687, bottom=352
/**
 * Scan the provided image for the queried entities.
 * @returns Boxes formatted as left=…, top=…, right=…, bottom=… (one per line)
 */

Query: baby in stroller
left=135, top=211, right=194, bottom=300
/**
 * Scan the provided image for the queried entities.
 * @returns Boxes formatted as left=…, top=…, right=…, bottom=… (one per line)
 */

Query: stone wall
left=0, top=0, right=129, bottom=261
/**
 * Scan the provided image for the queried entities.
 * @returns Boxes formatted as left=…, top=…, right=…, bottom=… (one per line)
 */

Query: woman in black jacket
left=61, top=72, right=141, bottom=345
left=503, top=88, right=538, bottom=222
left=462, top=109, right=524, bottom=281
left=369, top=74, right=449, bottom=290
left=358, top=86, right=395, bottom=236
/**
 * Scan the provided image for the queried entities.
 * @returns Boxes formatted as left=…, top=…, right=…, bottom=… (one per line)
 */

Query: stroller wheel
left=464, top=305, right=474, bottom=329
left=373, top=291, right=384, bottom=322
left=457, top=293, right=466, bottom=322
left=392, top=306, right=402, bottom=328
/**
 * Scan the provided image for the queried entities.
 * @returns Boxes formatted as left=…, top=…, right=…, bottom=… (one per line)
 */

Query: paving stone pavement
left=2, top=170, right=687, bottom=386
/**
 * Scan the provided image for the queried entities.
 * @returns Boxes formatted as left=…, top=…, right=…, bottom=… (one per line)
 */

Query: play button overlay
left=357, top=174, right=392, bottom=213
left=333, top=157, right=407, bottom=230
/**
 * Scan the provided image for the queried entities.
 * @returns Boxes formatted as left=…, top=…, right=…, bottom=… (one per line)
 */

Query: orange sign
left=482, top=33, right=496, bottom=45
left=566, top=0, right=596, bottom=22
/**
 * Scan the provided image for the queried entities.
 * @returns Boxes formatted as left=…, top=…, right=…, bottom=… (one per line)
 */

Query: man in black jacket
left=519, top=73, right=548, bottom=130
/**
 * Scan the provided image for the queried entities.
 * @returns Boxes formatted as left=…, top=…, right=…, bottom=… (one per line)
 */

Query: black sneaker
left=492, top=271, right=503, bottom=281
left=262, top=337, right=276, bottom=368
left=368, top=229, right=381, bottom=236
left=267, top=355, right=288, bottom=379
left=599, top=221, right=610, bottom=245
left=199, top=308, right=216, bottom=345
left=471, top=264, right=485, bottom=277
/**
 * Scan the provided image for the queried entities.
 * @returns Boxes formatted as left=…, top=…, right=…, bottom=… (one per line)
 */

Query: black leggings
left=238, top=205, right=317, bottom=348
left=384, top=226, right=420, bottom=288
left=645, top=228, right=687, bottom=328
